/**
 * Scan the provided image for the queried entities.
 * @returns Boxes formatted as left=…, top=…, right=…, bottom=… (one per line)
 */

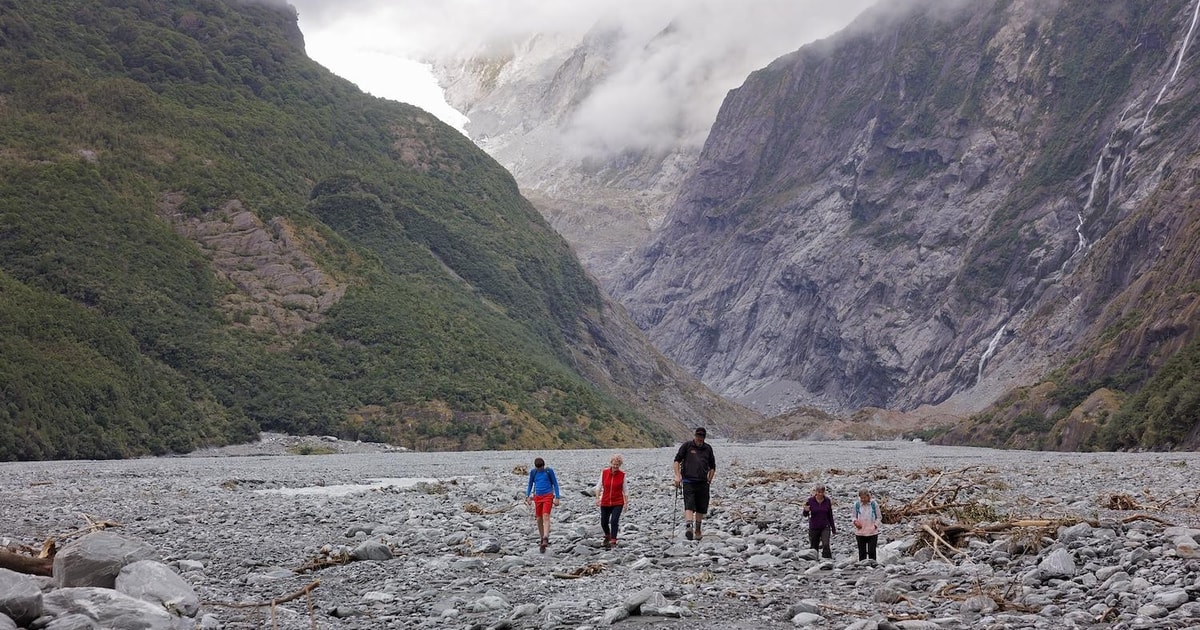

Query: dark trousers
left=856, top=534, right=878, bottom=560
left=808, top=527, right=833, bottom=558
left=600, top=505, right=624, bottom=539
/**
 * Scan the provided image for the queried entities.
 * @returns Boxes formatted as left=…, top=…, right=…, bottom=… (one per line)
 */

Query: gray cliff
left=617, top=0, right=1200, bottom=432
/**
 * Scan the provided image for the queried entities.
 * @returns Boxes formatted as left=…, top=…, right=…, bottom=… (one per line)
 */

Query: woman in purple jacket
left=802, top=483, right=836, bottom=559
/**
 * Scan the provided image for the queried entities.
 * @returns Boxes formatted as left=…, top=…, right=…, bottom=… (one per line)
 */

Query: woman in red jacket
left=595, top=453, right=628, bottom=549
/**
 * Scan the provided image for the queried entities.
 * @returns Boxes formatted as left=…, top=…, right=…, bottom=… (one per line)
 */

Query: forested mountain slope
left=0, top=0, right=756, bottom=460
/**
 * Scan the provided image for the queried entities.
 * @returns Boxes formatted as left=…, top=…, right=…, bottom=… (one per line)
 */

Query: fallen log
left=0, top=551, right=52, bottom=576
left=977, top=518, right=1100, bottom=533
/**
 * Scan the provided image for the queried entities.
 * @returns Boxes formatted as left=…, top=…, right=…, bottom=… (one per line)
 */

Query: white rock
left=1175, top=535, right=1200, bottom=558
left=361, top=591, right=395, bottom=604
left=469, top=595, right=508, bottom=612
left=1038, top=548, right=1076, bottom=579
left=791, top=611, right=824, bottom=626
left=748, top=554, right=782, bottom=568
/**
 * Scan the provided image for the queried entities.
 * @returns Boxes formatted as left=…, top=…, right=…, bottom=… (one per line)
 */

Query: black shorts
left=681, top=481, right=710, bottom=514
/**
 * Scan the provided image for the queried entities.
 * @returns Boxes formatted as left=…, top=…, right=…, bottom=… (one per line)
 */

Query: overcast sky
left=290, top=1, right=877, bottom=145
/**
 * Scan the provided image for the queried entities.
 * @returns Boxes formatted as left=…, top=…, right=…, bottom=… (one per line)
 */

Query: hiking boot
left=539, top=536, right=548, bottom=553
left=684, top=528, right=694, bottom=541
left=694, top=528, right=703, bottom=541
left=610, top=537, right=618, bottom=547
left=602, top=537, right=611, bottom=550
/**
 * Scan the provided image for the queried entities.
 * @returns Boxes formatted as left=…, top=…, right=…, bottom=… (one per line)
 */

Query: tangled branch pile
left=681, top=570, right=715, bottom=585
left=292, top=550, right=350, bottom=574
left=875, top=466, right=1184, bottom=561
left=1104, top=493, right=1142, bottom=510
left=880, top=466, right=997, bottom=525
left=1103, top=490, right=1200, bottom=511
left=553, top=563, right=605, bottom=579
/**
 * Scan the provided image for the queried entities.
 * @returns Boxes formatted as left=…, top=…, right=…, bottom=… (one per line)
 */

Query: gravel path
left=3, top=438, right=1199, bottom=629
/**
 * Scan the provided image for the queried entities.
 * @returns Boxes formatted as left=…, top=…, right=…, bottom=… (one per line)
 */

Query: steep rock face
left=432, top=31, right=700, bottom=291
left=573, top=296, right=760, bottom=438
left=619, top=0, right=1200, bottom=426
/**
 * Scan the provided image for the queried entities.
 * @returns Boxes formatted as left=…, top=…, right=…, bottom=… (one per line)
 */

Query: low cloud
left=291, top=0, right=876, bottom=155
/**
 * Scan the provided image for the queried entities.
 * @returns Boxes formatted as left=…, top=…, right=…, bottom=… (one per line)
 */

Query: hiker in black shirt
left=673, top=427, right=716, bottom=541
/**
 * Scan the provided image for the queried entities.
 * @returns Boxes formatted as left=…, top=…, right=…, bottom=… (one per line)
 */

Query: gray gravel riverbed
left=3, top=438, right=1200, bottom=629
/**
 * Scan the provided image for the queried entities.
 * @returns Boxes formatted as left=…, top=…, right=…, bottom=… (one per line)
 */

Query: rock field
left=2, top=437, right=1199, bottom=629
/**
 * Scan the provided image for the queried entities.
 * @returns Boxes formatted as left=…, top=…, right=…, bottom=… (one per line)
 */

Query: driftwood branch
left=1121, top=513, right=1174, bottom=526
left=0, top=551, right=52, bottom=576
left=204, top=580, right=320, bottom=630
left=59, top=514, right=122, bottom=542
left=203, top=579, right=320, bottom=609
left=977, top=518, right=1098, bottom=533
left=919, top=521, right=961, bottom=562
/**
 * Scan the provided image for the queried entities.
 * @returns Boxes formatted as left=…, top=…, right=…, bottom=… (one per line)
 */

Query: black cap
left=694, top=427, right=707, bottom=437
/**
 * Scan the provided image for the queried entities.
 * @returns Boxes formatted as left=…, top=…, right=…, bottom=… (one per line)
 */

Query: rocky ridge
left=2, top=442, right=1199, bottom=628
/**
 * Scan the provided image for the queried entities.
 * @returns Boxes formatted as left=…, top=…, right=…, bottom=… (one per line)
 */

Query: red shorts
left=533, top=493, right=555, bottom=517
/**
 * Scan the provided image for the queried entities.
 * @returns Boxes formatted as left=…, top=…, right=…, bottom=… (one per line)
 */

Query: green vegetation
left=0, top=0, right=668, bottom=460
left=1029, top=4, right=1157, bottom=188
left=904, top=425, right=951, bottom=443
left=0, top=270, right=255, bottom=460
left=1094, top=335, right=1200, bottom=449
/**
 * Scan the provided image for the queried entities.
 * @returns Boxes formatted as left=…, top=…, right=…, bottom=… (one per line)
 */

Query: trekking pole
left=671, top=484, right=680, bottom=540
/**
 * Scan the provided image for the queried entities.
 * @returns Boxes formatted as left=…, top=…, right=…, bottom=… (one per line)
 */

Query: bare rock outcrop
left=158, top=194, right=346, bottom=338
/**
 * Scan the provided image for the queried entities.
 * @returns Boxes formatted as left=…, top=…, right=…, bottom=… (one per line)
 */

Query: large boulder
left=0, top=568, right=42, bottom=624
left=349, top=540, right=392, bottom=562
left=116, top=560, right=200, bottom=618
left=53, top=532, right=160, bottom=589
left=43, top=587, right=175, bottom=630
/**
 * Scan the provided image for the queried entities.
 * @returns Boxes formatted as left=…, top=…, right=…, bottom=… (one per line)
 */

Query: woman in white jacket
left=852, top=488, right=882, bottom=562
